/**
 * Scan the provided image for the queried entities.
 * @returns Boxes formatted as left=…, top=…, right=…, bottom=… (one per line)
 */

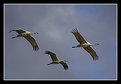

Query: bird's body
left=19, top=31, right=31, bottom=36
left=72, top=28, right=99, bottom=60
left=45, top=50, right=68, bottom=70
left=72, top=42, right=98, bottom=48
left=48, top=60, right=62, bottom=65
left=9, top=28, right=39, bottom=51
left=13, top=31, right=30, bottom=38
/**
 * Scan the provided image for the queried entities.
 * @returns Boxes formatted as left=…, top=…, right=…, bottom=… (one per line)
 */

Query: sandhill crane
left=45, top=50, right=68, bottom=70
left=9, top=28, right=39, bottom=51
left=72, top=28, right=99, bottom=60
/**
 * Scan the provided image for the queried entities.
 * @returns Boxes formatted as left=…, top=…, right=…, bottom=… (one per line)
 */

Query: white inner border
left=3, top=3, right=118, bottom=81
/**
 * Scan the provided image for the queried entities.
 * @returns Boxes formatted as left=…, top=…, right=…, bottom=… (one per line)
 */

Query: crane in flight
left=72, top=28, right=99, bottom=60
left=9, top=28, right=39, bottom=51
left=45, top=50, right=68, bottom=70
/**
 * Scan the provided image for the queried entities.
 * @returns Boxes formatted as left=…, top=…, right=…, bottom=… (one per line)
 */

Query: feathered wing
left=45, top=50, right=58, bottom=61
left=24, top=35, right=39, bottom=51
left=72, top=28, right=87, bottom=44
left=84, top=46, right=98, bottom=60
left=59, top=61, right=68, bottom=70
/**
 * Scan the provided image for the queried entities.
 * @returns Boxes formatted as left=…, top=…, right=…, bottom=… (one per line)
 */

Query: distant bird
left=9, top=28, right=39, bottom=51
left=45, top=50, right=68, bottom=70
left=72, top=28, right=99, bottom=60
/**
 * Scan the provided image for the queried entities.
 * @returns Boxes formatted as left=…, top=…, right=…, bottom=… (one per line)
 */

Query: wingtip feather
left=33, top=45, right=39, bottom=51
left=64, top=67, right=68, bottom=70
left=45, top=50, right=50, bottom=54
left=93, top=56, right=99, bottom=61
left=72, top=28, right=78, bottom=34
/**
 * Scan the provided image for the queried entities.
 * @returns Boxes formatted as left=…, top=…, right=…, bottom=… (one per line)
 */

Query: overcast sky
left=4, top=4, right=117, bottom=80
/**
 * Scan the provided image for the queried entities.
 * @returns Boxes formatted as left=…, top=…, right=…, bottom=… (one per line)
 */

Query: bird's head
left=63, top=60, right=68, bottom=63
left=34, top=32, right=39, bottom=34
left=94, top=43, right=99, bottom=46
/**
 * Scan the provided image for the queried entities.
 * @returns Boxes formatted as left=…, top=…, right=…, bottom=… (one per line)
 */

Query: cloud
left=4, top=4, right=117, bottom=80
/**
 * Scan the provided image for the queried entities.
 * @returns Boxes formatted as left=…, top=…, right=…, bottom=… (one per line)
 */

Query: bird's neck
left=87, top=42, right=92, bottom=46
left=30, top=32, right=36, bottom=35
left=89, top=43, right=99, bottom=46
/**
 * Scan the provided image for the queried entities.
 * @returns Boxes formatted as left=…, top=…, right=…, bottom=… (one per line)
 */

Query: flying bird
left=72, top=28, right=99, bottom=60
left=9, top=28, right=39, bottom=51
left=45, top=50, right=68, bottom=70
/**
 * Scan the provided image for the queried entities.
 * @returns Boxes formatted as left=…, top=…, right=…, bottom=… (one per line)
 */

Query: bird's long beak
left=95, top=43, right=99, bottom=46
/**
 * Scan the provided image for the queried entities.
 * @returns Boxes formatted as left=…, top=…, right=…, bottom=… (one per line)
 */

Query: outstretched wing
left=84, top=46, right=98, bottom=60
left=72, top=28, right=87, bottom=44
left=9, top=28, right=26, bottom=34
left=45, top=50, right=58, bottom=61
left=24, top=35, right=39, bottom=51
left=59, top=61, right=68, bottom=70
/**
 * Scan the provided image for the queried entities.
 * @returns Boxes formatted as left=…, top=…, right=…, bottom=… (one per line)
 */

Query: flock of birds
left=9, top=28, right=99, bottom=70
